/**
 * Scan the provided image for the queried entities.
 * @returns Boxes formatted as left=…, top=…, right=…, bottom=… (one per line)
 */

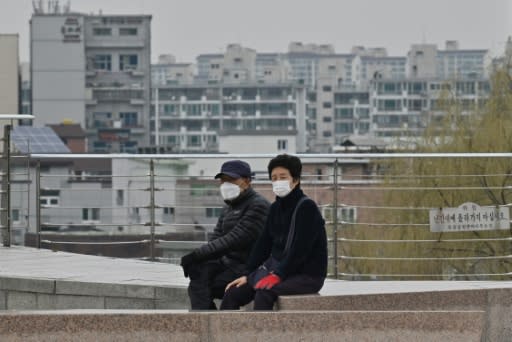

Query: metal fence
left=3, top=151, right=512, bottom=280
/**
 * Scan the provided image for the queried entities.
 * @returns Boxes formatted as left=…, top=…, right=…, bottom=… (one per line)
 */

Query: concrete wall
left=0, top=310, right=485, bottom=341
left=0, top=276, right=188, bottom=310
left=31, top=15, right=86, bottom=126
left=0, top=34, right=19, bottom=115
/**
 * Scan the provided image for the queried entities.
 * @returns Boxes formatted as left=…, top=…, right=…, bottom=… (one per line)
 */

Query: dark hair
left=267, top=154, right=302, bottom=181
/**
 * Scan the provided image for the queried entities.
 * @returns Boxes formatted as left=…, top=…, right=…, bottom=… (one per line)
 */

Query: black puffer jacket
left=194, top=187, right=270, bottom=270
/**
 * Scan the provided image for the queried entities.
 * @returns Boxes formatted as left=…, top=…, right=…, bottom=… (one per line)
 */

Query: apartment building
left=369, top=77, right=491, bottom=137
left=31, top=4, right=151, bottom=153
left=151, top=82, right=307, bottom=152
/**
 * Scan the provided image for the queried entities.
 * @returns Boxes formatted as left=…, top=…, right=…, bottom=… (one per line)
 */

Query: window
left=130, top=207, right=140, bottom=223
left=322, top=85, right=332, bottom=92
left=408, top=99, right=423, bottom=111
left=119, top=54, right=138, bottom=71
left=120, top=141, right=137, bottom=153
left=378, top=99, right=402, bottom=111
left=323, top=131, right=332, bottom=137
left=162, top=207, right=175, bottom=223
left=92, top=112, right=112, bottom=128
left=335, top=122, right=353, bottom=134
left=322, top=102, right=332, bottom=109
left=277, top=139, right=288, bottom=151
left=307, top=108, right=316, bottom=119
left=119, top=27, right=137, bottom=36
left=82, top=208, right=100, bottom=222
left=187, top=135, right=201, bottom=146
left=356, top=108, right=370, bottom=118
left=116, top=190, right=124, bottom=206
left=93, top=55, right=111, bottom=71
left=323, top=117, right=332, bottom=123
left=206, top=207, right=222, bottom=218
left=93, top=27, right=111, bottom=36
left=40, top=189, right=60, bottom=207
left=358, top=122, right=370, bottom=133
left=335, top=108, right=353, bottom=119
left=11, top=209, right=20, bottom=223
left=163, top=207, right=175, bottom=215
left=119, top=112, right=138, bottom=127
left=322, top=206, right=357, bottom=223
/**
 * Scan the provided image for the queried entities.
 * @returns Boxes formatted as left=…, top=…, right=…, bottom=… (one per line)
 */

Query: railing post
left=36, top=160, right=41, bottom=249
left=333, top=158, right=339, bottom=279
left=1, top=125, right=11, bottom=247
left=149, top=159, right=155, bottom=260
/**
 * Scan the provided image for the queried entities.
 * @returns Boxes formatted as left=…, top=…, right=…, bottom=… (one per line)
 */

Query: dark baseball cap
left=214, top=160, right=252, bottom=179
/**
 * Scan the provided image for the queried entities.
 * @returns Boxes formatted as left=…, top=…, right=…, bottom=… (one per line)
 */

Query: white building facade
left=31, top=7, right=152, bottom=153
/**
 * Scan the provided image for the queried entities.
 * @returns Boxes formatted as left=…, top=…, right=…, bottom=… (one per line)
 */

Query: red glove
left=254, top=273, right=281, bottom=290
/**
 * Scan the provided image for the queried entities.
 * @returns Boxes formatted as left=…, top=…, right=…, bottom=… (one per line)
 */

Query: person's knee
left=187, top=262, right=206, bottom=280
left=220, top=289, right=237, bottom=309
left=253, top=289, right=278, bottom=310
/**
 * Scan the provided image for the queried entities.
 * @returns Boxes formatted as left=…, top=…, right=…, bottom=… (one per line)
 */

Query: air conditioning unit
left=113, top=121, right=122, bottom=128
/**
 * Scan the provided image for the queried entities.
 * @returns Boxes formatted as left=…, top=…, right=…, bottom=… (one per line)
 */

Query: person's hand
left=254, top=273, right=281, bottom=290
left=225, top=276, right=248, bottom=291
left=180, top=252, right=198, bottom=278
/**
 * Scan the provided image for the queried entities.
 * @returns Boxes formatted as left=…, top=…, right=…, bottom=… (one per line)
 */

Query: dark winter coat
left=194, top=187, right=270, bottom=271
left=245, top=186, right=328, bottom=279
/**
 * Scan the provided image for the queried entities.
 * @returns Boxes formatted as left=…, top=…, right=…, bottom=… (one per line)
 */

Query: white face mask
left=220, top=182, right=241, bottom=200
left=272, top=180, right=292, bottom=198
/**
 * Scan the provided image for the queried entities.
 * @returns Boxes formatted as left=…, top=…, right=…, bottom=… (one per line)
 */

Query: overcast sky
left=1, top=0, right=510, bottom=63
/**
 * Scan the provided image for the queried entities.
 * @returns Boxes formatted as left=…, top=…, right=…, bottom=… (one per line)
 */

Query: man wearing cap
left=180, top=160, right=270, bottom=310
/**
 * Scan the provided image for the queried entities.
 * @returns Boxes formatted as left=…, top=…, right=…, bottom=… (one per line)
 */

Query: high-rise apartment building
left=153, top=41, right=491, bottom=152
left=151, top=83, right=307, bottom=152
left=31, top=3, right=151, bottom=153
left=151, top=54, right=195, bottom=86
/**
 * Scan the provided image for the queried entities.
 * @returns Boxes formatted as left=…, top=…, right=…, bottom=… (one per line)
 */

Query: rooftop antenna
left=63, top=0, right=70, bottom=13
left=32, top=0, right=40, bottom=13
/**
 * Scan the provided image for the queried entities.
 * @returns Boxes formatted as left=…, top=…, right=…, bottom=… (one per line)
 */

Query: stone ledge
left=277, top=287, right=512, bottom=341
left=0, top=310, right=485, bottom=342
left=0, top=277, right=55, bottom=294
left=278, top=289, right=488, bottom=311
left=56, top=280, right=155, bottom=299
left=0, top=276, right=190, bottom=310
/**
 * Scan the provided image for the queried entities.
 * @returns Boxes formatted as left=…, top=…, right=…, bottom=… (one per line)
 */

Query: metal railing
left=4, top=151, right=512, bottom=280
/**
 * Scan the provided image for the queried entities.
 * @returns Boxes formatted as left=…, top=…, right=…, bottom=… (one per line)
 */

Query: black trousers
left=220, top=274, right=325, bottom=310
left=187, top=259, right=240, bottom=310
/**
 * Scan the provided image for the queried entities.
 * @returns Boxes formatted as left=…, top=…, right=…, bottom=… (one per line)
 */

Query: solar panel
left=11, top=126, right=71, bottom=154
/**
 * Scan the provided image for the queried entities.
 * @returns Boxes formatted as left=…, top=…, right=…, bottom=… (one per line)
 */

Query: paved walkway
left=0, top=246, right=187, bottom=288
left=1, top=245, right=512, bottom=294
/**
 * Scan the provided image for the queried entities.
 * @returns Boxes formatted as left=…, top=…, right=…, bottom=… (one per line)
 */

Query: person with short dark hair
left=220, top=154, right=327, bottom=310
left=180, top=160, right=270, bottom=310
